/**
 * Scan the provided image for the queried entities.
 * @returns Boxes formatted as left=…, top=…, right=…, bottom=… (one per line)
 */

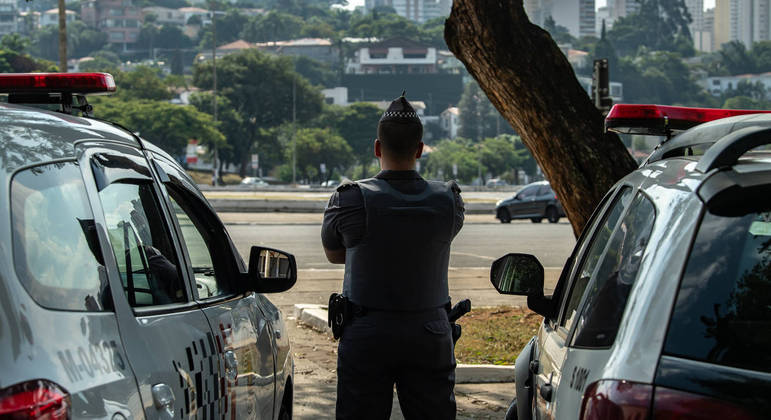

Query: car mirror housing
left=490, top=253, right=544, bottom=295
left=244, top=246, right=297, bottom=293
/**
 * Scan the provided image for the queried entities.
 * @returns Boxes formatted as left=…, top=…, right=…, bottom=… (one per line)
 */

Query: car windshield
left=664, top=209, right=771, bottom=373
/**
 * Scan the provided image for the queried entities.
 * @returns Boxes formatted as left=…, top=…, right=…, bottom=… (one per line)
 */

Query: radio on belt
left=0, top=72, right=116, bottom=117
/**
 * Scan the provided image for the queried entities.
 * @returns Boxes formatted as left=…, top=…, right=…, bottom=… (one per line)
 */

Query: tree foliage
left=457, top=81, right=515, bottom=141
left=286, top=127, right=353, bottom=183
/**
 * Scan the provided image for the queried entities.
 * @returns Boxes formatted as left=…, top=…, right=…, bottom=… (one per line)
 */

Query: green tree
left=1, top=34, right=30, bottom=54
left=93, top=98, right=225, bottom=156
left=543, top=15, right=575, bottom=44
left=241, top=11, right=304, bottom=42
left=78, top=50, right=121, bottom=72
left=476, top=135, right=520, bottom=180
left=293, top=56, right=337, bottom=87
left=751, top=41, right=771, bottom=72
left=423, top=138, right=481, bottom=183
left=608, top=0, right=693, bottom=57
left=288, top=127, right=353, bottom=183
left=190, top=91, right=248, bottom=170
left=347, top=9, right=420, bottom=40
left=718, top=41, right=756, bottom=75
left=722, top=96, right=771, bottom=110
left=115, top=66, right=173, bottom=101
left=193, top=49, right=324, bottom=175
left=458, top=81, right=514, bottom=141
left=315, top=102, right=382, bottom=176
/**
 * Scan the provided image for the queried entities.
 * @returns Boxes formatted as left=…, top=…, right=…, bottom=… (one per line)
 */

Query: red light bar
left=0, top=73, right=116, bottom=95
left=605, top=104, right=771, bottom=136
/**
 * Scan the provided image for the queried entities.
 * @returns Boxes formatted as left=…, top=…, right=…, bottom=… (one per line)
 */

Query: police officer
left=321, top=92, right=464, bottom=419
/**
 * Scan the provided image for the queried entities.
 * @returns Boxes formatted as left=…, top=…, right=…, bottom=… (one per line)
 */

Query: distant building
left=41, top=8, right=77, bottom=27
left=595, top=6, right=613, bottom=35
left=256, top=38, right=339, bottom=66
left=714, top=0, right=771, bottom=49
left=701, top=72, right=771, bottom=96
left=194, top=39, right=254, bottom=61
left=17, top=11, right=40, bottom=36
left=524, top=0, right=596, bottom=39
left=346, top=38, right=437, bottom=75
left=322, top=87, right=349, bottom=105
left=178, top=7, right=211, bottom=26
left=611, top=0, right=640, bottom=20
left=440, top=106, right=459, bottom=139
left=364, top=0, right=451, bottom=23
left=81, top=0, right=143, bottom=51
left=0, top=0, right=17, bottom=35
left=142, top=7, right=186, bottom=26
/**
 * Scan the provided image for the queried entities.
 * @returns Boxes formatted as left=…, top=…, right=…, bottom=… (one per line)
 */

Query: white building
left=322, top=87, right=349, bottom=106
left=364, top=0, right=451, bottom=23
left=142, top=7, right=186, bottom=25
left=346, top=38, right=437, bottom=75
left=524, top=0, right=596, bottom=39
left=440, top=107, right=459, bottom=139
left=701, top=72, right=771, bottom=96
left=40, top=8, right=77, bottom=27
left=0, top=0, right=17, bottom=35
left=611, top=0, right=640, bottom=20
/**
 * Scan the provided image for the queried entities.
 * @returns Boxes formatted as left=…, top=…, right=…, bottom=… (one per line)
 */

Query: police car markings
left=57, top=340, right=126, bottom=383
left=569, top=365, right=590, bottom=392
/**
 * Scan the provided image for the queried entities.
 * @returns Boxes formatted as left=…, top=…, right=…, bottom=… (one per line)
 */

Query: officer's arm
left=324, top=247, right=346, bottom=264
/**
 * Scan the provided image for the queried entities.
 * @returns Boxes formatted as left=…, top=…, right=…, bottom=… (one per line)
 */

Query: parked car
left=492, top=104, right=771, bottom=420
left=240, top=176, right=269, bottom=187
left=486, top=178, right=509, bottom=188
left=0, top=73, right=295, bottom=419
left=495, top=181, right=566, bottom=223
left=321, top=179, right=340, bottom=188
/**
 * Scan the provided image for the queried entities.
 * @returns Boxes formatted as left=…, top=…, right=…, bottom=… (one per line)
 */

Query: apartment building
left=364, top=0, right=451, bottom=23
left=81, top=0, right=143, bottom=50
left=0, top=0, right=17, bottom=35
left=346, top=38, right=437, bottom=75
left=524, top=0, right=597, bottom=39
left=714, top=0, right=771, bottom=49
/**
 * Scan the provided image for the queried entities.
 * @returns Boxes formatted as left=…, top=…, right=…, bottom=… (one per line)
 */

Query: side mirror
left=490, top=253, right=544, bottom=296
left=245, top=246, right=297, bottom=293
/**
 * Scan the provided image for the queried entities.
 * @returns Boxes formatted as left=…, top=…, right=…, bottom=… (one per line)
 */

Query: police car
left=491, top=104, right=771, bottom=420
left=0, top=73, right=296, bottom=420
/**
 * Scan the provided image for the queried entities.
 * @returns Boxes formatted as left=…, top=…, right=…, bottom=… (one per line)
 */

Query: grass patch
left=186, top=170, right=243, bottom=185
left=455, top=306, right=542, bottom=365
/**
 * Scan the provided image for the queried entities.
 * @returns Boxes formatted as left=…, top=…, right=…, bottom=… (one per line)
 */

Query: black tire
left=498, top=208, right=512, bottom=223
left=278, top=381, right=292, bottom=420
left=530, top=217, right=542, bottom=223
left=546, top=207, right=559, bottom=223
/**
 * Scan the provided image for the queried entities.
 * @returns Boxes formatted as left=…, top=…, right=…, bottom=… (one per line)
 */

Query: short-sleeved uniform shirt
left=321, top=170, right=465, bottom=251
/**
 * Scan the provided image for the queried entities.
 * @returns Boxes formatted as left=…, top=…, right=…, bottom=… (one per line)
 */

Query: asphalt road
left=227, top=220, right=576, bottom=270
left=225, top=218, right=576, bottom=310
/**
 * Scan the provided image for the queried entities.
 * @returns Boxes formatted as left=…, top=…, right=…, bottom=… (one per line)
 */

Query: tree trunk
left=58, top=0, right=67, bottom=72
left=445, top=0, right=638, bottom=236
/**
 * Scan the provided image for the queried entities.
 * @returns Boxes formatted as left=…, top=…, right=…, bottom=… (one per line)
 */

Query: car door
left=552, top=191, right=657, bottom=419
left=151, top=154, right=277, bottom=420
left=80, top=142, right=227, bottom=419
left=509, top=185, right=538, bottom=217
left=532, top=186, right=635, bottom=420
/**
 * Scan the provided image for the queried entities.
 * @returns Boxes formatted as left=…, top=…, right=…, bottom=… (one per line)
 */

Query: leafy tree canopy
left=608, top=0, right=693, bottom=57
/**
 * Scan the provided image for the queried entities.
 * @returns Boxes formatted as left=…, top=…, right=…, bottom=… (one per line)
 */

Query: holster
left=328, top=293, right=351, bottom=340
left=447, top=299, right=471, bottom=345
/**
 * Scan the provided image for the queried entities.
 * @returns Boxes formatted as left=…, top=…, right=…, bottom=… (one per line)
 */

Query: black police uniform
left=322, top=170, right=465, bottom=419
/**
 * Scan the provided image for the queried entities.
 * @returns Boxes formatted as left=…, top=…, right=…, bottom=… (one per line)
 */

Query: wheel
left=530, top=217, right=542, bottom=223
left=546, top=207, right=560, bottom=223
left=278, top=381, right=293, bottom=420
left=498, top=208, right=512, bottom=223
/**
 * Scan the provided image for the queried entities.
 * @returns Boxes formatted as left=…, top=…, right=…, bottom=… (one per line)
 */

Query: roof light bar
left=605, top=104, right=771, bottom=136
left=0, top=73, right=116, bottom=95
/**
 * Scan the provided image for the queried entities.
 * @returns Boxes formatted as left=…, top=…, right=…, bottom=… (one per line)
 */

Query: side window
left=561, top=187, right=634, bottom=330
left=11, top=162, right=109, bottom=311
left=166, top=186, right=236, bottom=299
left=99, top=182, right=186, bottom=307
left=572, top=193, right=656, bottom=347
left=518, top=186, right=537, bottom=199
left=538, top=185, right=552, bottom=196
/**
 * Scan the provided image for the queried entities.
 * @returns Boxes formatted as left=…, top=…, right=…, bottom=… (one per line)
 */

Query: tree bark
left=445, top=0, right=638, bottom=236
left=58, top=0, right=67, bottom=72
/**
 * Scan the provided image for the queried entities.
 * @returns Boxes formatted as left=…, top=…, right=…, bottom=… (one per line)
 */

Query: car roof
left=0, top=102, right=141, bottom=175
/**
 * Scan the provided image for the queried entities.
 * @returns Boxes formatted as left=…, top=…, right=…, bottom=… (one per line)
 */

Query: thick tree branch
left=445, top=0, right=638, bottom=235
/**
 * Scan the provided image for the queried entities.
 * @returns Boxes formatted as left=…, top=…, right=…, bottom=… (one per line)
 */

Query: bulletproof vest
left=343, top=177, right=456, bottom=311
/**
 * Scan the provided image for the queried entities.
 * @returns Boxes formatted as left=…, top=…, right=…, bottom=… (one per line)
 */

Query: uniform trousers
left=336, top=306, right=456, bottom=419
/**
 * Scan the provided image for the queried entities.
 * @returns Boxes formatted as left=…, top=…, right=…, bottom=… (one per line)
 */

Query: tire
left=546, top=207, right=560, bottom=224
left=278, top=381, right=293, bottom=420
left=530, top=217, right=542, bottom=223
left=498, top=208, right=512, bottom=223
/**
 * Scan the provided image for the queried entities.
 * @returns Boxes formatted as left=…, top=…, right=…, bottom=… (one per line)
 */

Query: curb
left=293, top=304, right=516, bottom=384
left=209, top=199, right=496, bottom=214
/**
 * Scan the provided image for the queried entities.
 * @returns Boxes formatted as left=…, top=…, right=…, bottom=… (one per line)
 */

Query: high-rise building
left=524, top=0, right=596, bottom=39
left=81, top=0, right=143, bottom=51
left=364, top=0, right=451, bottom=23
left=714, top=0, right=771, bottom=49
left=0, top=0, right=17, bottom=35
left=611, top=0, right=640, bottom=20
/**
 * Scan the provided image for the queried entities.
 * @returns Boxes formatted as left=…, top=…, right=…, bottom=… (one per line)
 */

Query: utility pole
left=57, top=0, right=67, bottom=72
left=211, top=1, right=219, bottom=186
left=292, top=77, right=297, bottom=185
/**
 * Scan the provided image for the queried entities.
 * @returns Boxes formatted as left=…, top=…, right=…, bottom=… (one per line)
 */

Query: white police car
left=0, top=73, right=296, bottom=419
left=491, top=104, right=771, bottom=420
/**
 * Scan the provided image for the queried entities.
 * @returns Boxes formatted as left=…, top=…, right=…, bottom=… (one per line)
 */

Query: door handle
left=224, top=350, right=238, bottom=381
left=151, top=383, right=175, bottom=418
